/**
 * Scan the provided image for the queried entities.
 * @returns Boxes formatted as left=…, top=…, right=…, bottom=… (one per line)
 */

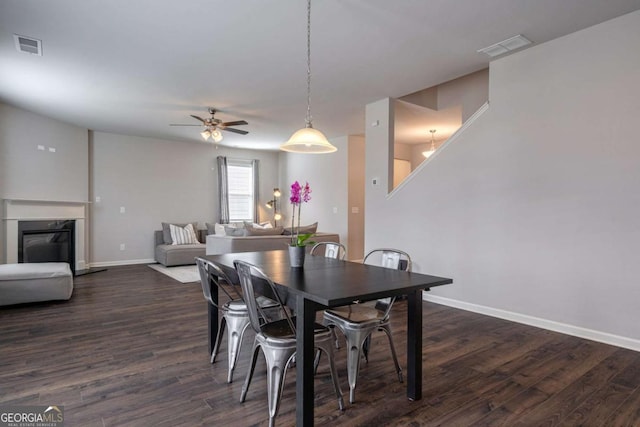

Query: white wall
left=0, top=103, right=88, bottom=202
left=365, top=11, right=640, bottom=347
left=90, top=131, right=280, bottom=265
left=279, top=136, right=349, bottom=247
left=0, top=103, right=89, bottom=263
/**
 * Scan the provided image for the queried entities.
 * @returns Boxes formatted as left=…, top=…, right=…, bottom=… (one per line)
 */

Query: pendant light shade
left=280, top=0, right=337, bottom=154
left=422, top=129, right=437, bottom=158
left=281, top=126, right=337, bottom=153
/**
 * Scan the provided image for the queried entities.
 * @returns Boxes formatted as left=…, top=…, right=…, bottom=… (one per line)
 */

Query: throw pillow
left=224, top=226, right=246, bottom=237
left=162, top=222, right=198, bottom=244
left=169, top=223, right=199, bottom=245
left=282, top=222, right=318, bottom=235
left=245, top=226, right=284, bottom=236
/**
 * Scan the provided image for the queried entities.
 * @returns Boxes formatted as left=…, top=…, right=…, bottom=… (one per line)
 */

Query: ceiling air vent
left=477, top=34, right=531, bottom=58
left=13, top=34, right=43, bottom=56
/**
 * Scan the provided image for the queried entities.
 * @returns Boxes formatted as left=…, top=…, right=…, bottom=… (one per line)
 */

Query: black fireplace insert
left=18, top=220, right=75, bottom=274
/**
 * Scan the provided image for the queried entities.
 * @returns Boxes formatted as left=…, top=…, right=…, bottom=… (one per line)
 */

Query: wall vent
left=13, top=34, right=43, bottom=56
left=477, top=34, right=531, bottom=58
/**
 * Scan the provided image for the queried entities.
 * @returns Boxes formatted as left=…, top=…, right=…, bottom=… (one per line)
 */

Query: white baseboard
left=422, top=293, right=640, bottom=353
left=89, top=258, right=155, bottom=268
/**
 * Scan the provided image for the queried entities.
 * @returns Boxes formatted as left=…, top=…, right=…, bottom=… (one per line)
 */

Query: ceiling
left=1, top=1, right=639, bottom=151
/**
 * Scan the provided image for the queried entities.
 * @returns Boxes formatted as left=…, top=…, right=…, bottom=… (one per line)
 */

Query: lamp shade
left=281, top=127, right=337, bottom=153
left=211, top=129, right=223, bottom=143
left=422, top=149, right=435, bottom=158
left=200, top=129, right=211, bottom=140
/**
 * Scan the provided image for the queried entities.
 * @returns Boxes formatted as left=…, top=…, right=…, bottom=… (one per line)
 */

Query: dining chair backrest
left=196, top=257, right=243, bottom=308
left=363, top=248, right=412, bottom=272
left=233, top=260, right=296, bottom=334
left=310, top=242, right=347, bottom=260
left=362, top=249, right=412, bottom=317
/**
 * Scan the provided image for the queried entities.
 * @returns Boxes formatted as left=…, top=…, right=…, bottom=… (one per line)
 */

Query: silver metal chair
left=321, top=248, right=411, bottom=403
left=196, top=257, right=280, bottom=383
left=234, top=260, right=344, bottom=427
left=310, top=241, right=347, bottom=260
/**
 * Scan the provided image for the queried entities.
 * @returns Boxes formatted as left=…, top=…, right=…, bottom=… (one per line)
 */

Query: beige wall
left=347, top=135, right=365, bottom=260
left=365, top=11, right=640, bottom=347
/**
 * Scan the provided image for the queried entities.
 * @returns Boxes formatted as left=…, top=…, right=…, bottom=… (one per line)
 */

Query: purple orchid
left=290, top=181, right=302, bottom=205
left=289, top=180, right=313, bottom=246
left=302, top=182, right=311, bottom=203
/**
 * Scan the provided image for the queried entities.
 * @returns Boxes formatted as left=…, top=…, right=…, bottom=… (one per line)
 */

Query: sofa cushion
left=282, top=222, right=318, bottom=235
left=162, top=222, right=198, bottom=244
left=245, top=226, right=284, bottom=236
left=224, top=226, right=245, bottom=237
left=0, top=263, right=73, bottom=306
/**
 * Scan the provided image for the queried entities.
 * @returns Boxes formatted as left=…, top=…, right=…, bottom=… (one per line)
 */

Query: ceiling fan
left=170, top=108, right=248, bottom=143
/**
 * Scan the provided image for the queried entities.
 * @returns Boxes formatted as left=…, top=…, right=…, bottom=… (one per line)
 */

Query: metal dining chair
left=195, top=257, right=281, bottom=383
left=310, top=241, right=347, bottom=260
left=321, top=248, right=411, bottom=404
left=234, top=260, right=344, bottom=427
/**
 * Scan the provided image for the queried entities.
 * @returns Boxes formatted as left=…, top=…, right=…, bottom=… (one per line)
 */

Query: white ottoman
left=0, top=263, right=73, bottom=306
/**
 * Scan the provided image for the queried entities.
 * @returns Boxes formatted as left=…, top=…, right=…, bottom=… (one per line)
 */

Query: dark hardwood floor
left=1, top=264, right=638, bottom=426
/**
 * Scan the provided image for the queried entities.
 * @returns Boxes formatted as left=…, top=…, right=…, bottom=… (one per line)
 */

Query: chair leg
left=211, top=316, right=227, bottom=364
left=379, top=324, right=403, bottom=383
left=331, top=326, right=340, bottom=349
left=226, top=316, right=251, bottom=383
left=313, top=349, right=321, bottom=375
left=240, top=341, right=261, bottom=403
left=316, top=340, right=345, bottom=411
left=343, top=327, right=370, bottom=404
left=362, top=334, right=371, bottom=363
left=262, top=346, right=296, bottom=427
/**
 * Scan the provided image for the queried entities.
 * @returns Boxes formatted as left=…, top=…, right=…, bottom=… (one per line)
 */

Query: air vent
left=477, top=34, right=531, bottom=58
left=13, top=34, right=43, bottom=56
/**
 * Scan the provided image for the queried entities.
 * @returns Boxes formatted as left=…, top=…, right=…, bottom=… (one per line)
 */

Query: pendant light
left=280, top=0, right=337, bottom=154
left=422, top=129, right=437, bottom=158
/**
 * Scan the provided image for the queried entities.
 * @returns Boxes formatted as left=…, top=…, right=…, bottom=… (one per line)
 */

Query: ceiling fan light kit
left=281, top=0, right=337, bottom=154
left=171, top=108, right=248, bottom=145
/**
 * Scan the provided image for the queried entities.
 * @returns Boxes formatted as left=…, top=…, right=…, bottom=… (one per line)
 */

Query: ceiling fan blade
left=170, top=124, right=202, bottom=126
left=190, top=115, right=206, bottom=123
left=221, top=120, right=248, bottom=127
left=223, top=127, right=249, bottom=135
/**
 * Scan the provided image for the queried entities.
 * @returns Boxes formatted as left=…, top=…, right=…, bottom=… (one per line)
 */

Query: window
left=227, top=159, right=255, bottom=222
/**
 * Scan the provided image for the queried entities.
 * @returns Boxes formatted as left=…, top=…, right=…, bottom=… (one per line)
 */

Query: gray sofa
left=154, top=230, right=207, bottom=267
left=206, top=232, right=341, bottom=255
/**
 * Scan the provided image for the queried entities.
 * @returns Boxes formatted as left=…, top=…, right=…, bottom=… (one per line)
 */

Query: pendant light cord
left=305, top=0, right=312, bottom=128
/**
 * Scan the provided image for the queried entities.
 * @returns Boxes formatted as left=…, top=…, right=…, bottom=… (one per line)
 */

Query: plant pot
left=288, top=245, right=306, bottom=268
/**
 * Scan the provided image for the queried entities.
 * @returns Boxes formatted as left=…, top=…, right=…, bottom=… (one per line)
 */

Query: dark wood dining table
left=203, top=249, right=453, bottom=426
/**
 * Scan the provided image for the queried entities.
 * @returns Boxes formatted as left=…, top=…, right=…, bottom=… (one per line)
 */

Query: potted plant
left=288, top=181, right=314, bottom=267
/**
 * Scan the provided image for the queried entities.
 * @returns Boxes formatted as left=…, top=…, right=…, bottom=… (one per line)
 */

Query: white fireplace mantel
left=2, top=199, right=89, bottom=269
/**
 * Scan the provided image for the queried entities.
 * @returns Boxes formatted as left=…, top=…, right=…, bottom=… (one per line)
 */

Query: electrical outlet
left=119, top=243, right=125, bottom=251
left=95, top=196, right=101, bottom=203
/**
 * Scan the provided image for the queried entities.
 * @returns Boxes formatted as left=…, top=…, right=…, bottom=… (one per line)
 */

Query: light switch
left=48, top=147, right=56, bottom=153
left=37, top=145, right=45, bottom=151
left=120, top=206, right=125, bottom=213
left=95, top=196, right=101, bottom=203
left=332, top=207, right=338, bottom=214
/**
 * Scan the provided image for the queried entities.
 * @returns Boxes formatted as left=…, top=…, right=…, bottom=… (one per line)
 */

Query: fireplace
left=18, top=220, right=76, bottom=274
